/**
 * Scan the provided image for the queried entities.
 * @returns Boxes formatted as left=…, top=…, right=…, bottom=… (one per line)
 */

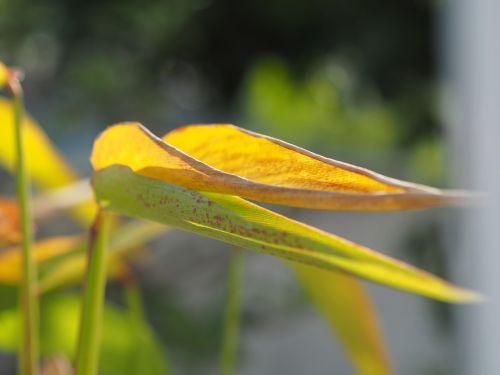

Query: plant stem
left=10, top=73, right=39, bottom=375
left=124, top=277, right=145, bottom=324
left=219, top=250, right=244, bottom=375
left=75, top=210, right=111, bottom=375
left=123, top=271, right=172, bottom=374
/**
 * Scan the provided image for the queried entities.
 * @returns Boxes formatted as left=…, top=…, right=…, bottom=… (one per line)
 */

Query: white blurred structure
left=443, top=0, right=500, bottom=374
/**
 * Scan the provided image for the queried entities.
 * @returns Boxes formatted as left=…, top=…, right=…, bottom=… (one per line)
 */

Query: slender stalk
left=125, top=277, right=148, bottom=374
left=75, top=210, right=111, bottom=375
left=123, top=271, right=171, bottom=374
left=219, top=250, right=244, bottom=375
left=124, top=277, right=145, bottom=324
left=9, top=72, right=39, bottom=375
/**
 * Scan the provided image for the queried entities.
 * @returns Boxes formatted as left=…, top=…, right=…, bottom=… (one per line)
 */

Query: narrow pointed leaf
left=91, top=123, right=470, bottom=210
left=0, top=97, right=95, bottom=223
left=92, top=165, right=478, bottom=302
left=291, top=263, right=392, bottom=375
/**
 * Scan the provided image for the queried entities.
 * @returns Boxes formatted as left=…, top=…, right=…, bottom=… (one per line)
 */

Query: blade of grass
left=75, top=210, right=111, bottom=375
left=8, top=69, right=39, bottom=375
left=220, top=250, right=244, bottom=375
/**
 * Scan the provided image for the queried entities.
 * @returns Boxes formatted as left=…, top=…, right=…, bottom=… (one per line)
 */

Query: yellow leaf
left=0, top=236, right=81, bottom=284
left=291, top=263, right=392, bottom=375
left=0, top=97, right=96, bottom=223
left=0, top=198, right=20, bottom=246
left=91, top=123, right=470, bottom=210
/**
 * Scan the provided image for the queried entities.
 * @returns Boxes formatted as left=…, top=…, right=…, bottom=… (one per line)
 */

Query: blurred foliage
left=243, top=57, right=398, bottom=151
left=0, top=293, right=169, bottom=375
left=0, top=0, right=438, bottom=141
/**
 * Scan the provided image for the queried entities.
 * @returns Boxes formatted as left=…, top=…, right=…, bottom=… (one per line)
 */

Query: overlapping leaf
left=92, top=165, right=478, bottom=302
left=92, top=123, right=470, bottom=210
left=91, top=122, right=479, bottom=375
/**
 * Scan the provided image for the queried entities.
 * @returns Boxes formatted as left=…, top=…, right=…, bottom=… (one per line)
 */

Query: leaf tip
left=444, top=288, right=485, bottom=304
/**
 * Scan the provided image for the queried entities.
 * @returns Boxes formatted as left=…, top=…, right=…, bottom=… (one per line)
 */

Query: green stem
left=11, top=76, right=39, bottom=375
left=75, top=210, right=111, bottom=375
left=219, top=250, right=244, bottom=375
left=125, top=279, right=145, bottom=324
left=123, top=273, right=171, bottom=375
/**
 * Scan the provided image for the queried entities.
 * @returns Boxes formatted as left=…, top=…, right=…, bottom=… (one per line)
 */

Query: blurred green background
left=0, top=0, right=457, bottom=374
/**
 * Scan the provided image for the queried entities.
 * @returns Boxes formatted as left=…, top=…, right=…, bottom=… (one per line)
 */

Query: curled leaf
left=91, top=123, right=470, bottom=210
left=0, top=198, right=21, bottom=245
left=92, top=165, right=479, bottom=302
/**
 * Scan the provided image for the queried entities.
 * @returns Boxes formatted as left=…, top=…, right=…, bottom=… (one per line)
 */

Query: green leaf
left=91, top=165, right=479, bottom=303
left=291, top=263, right=392, bottom=375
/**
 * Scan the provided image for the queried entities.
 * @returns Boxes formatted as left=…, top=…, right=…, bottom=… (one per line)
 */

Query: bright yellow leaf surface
left=91, top=123, right=470, bottom=210
left=291, top=263, right=392, bottom=375
left=0, top=198, right=20, bottom=246
left=0, top=236, right=81, bottom=284
left=0, top=97, right=95, bottom=223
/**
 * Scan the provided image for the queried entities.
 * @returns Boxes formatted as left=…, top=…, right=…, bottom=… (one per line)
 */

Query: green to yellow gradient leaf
left=0, top=236, right=81, bottom=284
left=0, top=97, right=95, bottom=223
left=91, top=123, right=472, bottom=210
left=291, top=263, right=392, bottom=375
left=0, top=198, right=21, bottom=245
left=92, top=165, right=479, bottom=303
